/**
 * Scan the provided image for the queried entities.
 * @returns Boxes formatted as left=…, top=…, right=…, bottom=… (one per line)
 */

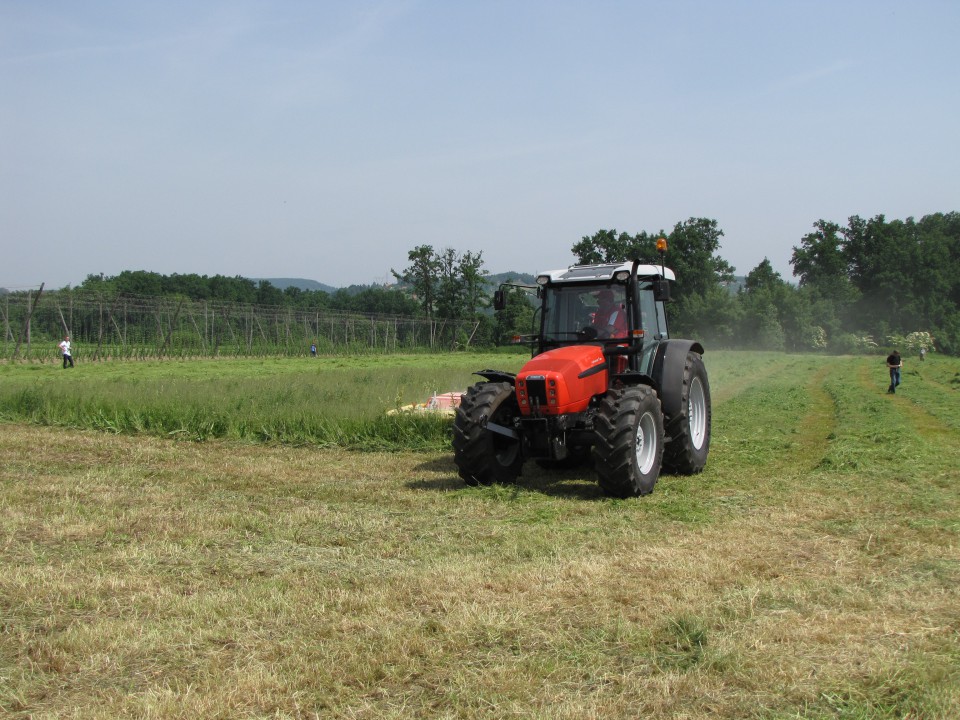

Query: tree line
left=77, top=271, right=421, bottom=317
left=27, top=210, right=958, bottom=355
left=390, top=213, right=958, bottom=355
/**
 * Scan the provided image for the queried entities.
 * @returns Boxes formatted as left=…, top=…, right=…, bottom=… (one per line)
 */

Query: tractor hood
left=515, top=345, right=608, bottom=416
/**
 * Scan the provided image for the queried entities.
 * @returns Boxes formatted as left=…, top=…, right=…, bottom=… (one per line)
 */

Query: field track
left=2, top=352, right=958, bottom=718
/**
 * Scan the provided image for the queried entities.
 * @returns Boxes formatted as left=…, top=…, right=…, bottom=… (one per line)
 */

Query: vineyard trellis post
left=466, top=320, right=480, bottom=348
left=254, top=311, right=269, bottom=350
left=221, top=307, right=238, bottom=353
left=96, top=298, right=104, bottom=360
left=157, top=299, right=184, bottom=357
left=108, top=303, right=126, bottom=354
left=55, top=295, right=70, bottom=338
left=12, top=283, right=44, bottom=359
left=2, top=294, right=13, bottom=342
left=187, top=306, right=207, bottom=354
left=93, top=293, right=124, bottom=360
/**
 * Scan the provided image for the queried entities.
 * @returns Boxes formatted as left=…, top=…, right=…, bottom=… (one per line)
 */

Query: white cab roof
left=537, top=262, right=675, bottom=284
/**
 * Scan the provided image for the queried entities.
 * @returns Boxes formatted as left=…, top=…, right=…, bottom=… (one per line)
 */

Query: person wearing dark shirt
left=886, top=350, right=902, bottom=394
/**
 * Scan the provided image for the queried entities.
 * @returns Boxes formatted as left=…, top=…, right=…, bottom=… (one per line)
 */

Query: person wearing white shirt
left=58, top=336, right=74, bottom=368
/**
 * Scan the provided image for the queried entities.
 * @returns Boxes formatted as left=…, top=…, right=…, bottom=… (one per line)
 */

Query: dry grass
left=2, top=353, right=958, bottom=718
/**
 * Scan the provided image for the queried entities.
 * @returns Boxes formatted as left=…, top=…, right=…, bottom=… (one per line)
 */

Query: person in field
left=58, top=335, right=74, bottom=368
left=886, top=350, right=902, bottom=394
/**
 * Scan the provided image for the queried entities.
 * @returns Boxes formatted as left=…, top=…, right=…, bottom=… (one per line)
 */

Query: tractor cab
left=504, top=261, right=675, bottom=381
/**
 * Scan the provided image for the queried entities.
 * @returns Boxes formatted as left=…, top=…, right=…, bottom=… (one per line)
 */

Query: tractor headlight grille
left=526, top=377, right=548, bottom=404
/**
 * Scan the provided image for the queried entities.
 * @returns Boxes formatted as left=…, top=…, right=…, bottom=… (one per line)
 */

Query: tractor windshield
left=542, top=285, right=629, bottom=341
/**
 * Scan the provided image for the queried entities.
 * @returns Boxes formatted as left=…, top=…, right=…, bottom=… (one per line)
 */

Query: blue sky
left=2, top=0, right=958, bottom=290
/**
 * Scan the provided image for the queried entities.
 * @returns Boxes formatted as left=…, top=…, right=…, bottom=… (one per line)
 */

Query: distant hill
left=254, top=278, right=339, bottom=294
left=487, top=271, right=537, bottom=287
left=257, top=273, right=537, bottom=295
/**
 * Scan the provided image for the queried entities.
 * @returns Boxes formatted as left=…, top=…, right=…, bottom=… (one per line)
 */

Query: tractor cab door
left=635, top=281, right=669, bottom=376
left=637, top=283, right=668, bottom=341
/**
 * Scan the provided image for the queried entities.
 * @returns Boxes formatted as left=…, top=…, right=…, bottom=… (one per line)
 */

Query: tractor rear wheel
left=592, top=385, right=664, bottom=498
left=662, top=352, right=711, bottom=475
left=453, top=382, right=523, bottom=486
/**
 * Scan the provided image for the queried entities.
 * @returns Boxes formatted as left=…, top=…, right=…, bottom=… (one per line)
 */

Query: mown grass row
left=661, top=353, right=960, bottom=719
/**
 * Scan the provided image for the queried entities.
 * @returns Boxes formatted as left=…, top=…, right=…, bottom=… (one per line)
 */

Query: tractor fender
left=652, top=339, right=705, bottom=420
left=473, top=369, right=517, bottom=386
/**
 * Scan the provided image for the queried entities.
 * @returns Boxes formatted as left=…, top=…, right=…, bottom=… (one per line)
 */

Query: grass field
left=1, top=351, right=958, bottom=718
left=0, top=353, right=530, bottom=449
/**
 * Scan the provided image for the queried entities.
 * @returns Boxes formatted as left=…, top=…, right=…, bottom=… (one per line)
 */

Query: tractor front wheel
left=592, top=385, right=664, bottom=498
left=453, top=382, right=523, bottom=486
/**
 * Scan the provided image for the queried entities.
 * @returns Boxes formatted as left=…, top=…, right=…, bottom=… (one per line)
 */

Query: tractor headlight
left=614, top=270, right=630, bottom=282
left=536, top=274, right=551, bottom=286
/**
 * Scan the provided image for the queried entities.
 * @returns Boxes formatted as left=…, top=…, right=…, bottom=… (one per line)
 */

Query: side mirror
left=654, top=279, right=671, bottom=302
left=493, top=290, right=506, bottom=311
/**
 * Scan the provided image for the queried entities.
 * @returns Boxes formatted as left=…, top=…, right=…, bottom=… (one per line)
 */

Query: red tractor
left=452, top=246, right=711, bottom=497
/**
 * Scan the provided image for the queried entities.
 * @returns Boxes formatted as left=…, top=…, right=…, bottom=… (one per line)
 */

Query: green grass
left=0, top=352, right=528, bottom=449
left=1, top=351, right=959, bottom=718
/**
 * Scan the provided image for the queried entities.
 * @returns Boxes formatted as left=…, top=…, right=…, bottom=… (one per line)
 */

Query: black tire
left=452, top=382, right=523, bottom=486
left=662, top=352, right=711, bottom=475
left=592, top=385, right=664, bottom=498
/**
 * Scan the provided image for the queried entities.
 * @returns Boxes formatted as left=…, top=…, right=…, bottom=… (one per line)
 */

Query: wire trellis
left=1, top=288, right=478, bottom=361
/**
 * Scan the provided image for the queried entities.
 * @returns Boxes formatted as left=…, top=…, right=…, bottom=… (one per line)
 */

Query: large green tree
left=665, top=218, right=736, bottom=300
left=790, top=212, right=960, bottom=353
left=791, top=220, right=849, bottom=293
left=572, top=217, right=735, bottom=336
left=392, top=245, right=440, bottom=318
left=494, top=282, right=536, bottom=345
left=790, top=220, right=860, bottom=342
left=911, top=213, right=960, bottom=341
left=739, top=258, right=813, bottom=351
left=570, top=229, right=654, bottom=265
left=393, top=246, right=491, bottom=324
left=459, top=250, right=489, bottom=320
left=573, top=218, right=734, bottom=295
left=435, top=248, right=463, bottom=322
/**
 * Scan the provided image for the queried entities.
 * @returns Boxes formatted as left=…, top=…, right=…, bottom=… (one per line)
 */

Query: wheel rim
left=688, top=377, right=707, bottom=450
left=635, top=411, right=658, bottom=475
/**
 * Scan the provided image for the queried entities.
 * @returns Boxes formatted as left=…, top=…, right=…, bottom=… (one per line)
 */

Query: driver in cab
left=591, top=289, right=627, bottom=338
